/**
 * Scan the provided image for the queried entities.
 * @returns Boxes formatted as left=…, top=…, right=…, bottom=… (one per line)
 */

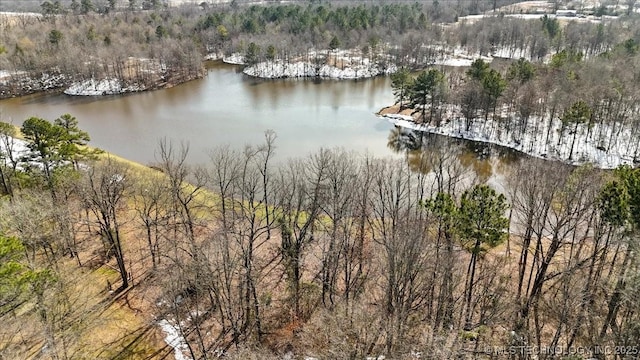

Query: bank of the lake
left=0, top=61, right=205, bottom=99
left=378, top=104, right=638, bottom=170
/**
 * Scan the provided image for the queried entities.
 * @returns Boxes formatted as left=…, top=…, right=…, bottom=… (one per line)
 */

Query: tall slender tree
left=457, top=184, right=508, bottom=329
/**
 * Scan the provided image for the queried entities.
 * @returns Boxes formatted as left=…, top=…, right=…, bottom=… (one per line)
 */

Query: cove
left=0, top=61, right=396, bottom=165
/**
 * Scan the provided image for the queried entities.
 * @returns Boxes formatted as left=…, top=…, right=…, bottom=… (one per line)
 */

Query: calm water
left=0, top=62, right=396, bottom=165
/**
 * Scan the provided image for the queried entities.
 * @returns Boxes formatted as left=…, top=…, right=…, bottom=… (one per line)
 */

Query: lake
left=0, top=62, right=398, bottom=165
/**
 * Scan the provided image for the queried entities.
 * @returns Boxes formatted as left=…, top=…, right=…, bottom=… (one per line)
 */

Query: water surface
left=0, top=62, right=396, bottom=165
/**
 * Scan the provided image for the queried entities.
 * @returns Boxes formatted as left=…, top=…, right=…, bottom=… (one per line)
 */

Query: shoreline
left=377, top=106, right=636, bottom=170
left=222, top=50, right=397, bottom=80
left=0, top=65, right=205, bottom=99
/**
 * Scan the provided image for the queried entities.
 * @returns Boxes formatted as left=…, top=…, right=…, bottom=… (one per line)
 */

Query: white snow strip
left=457, top=13, right=617, bottom=23
left=0, top=11, right=42, bottom=17
left=0, top=70, right=29, bottom=85
left=158, top=319, right=191, bottom=360
left=433, top=57, right=478, bottom=67
left=0, top=136, right=75, bottom=170
left=222, top=53, right=246, bottom=65
left=204, top=52, right=223, bottom=61
left=64, top=78, right=142, bottom=96
left=243, top=60, right=396, bottom=79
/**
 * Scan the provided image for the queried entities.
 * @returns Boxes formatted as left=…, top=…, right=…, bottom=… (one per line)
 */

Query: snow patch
left=457, top=13, right=617, bottom=23
left=0, top=137, right=29, bottom=162
left=223, top=53, right=246, bottom=65
left=158, top=319, right=191, bottom=360
left=0, top=70, right=22, bottom=85
left=64, top=78, right=143, bottom=96
left=244, top=60, right=395, bottom=79
left=0, top=11, right=42, bottom=17
left=204, top=52, right=223, bottom=61
left=242, top=48, right=397, bottom=79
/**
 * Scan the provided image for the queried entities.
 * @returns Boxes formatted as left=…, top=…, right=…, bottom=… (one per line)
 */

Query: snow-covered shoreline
left=63, top=78, right=144, bottom=96
left=228, top=44, right=543, bottom=80
left=379, top=111, right=637, bottom=169
left=225, top=50, right=398, bottom=79
left=244, top=60, right=396, bottom=79
left=0, top=137, right=29, bottom=160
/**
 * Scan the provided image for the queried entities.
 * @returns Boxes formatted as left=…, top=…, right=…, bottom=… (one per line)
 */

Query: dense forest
left=1, top=115, right=640, bottom=359
left=0, top=0, right=636, bottom=95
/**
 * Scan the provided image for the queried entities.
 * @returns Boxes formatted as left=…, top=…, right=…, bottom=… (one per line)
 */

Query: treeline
left=389, top=34, right=640, bottom=164
left=1, top=118, right=640, bottom=358
left=0, top=5, right=206, bottom=97
left=1, top=0, right=636, bottom=96
left=446, top=15, right=621, bottom=60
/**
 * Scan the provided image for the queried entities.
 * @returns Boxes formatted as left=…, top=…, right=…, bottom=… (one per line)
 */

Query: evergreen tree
left=80, top=0, right=94, bottom=14
left=54, top=114, right=98, bottom=169
left=0, top=234, right=29, bottom=316
left=245, top=42, right=261, bottom=65
left=410, top=69, right=446, bottom=124
left=21, top=117, right=66, bottom=183
left=329, top=35, right=340, bottom=50
left=266, top=44, right=276, bottom=61
left=561, top=100, right=591, bottom=160
left=598, top=180, right=630, bottom=227
left=480, top=68, right=507, bottom=120
left=507, top=58, right=535, bottom=84
left=467, top=58, right=489, bottom=81
left=21, top=115, right=97, bottom=187
left=457, top=184, right=509, bottom=329
left=48, top=29, right=63, bottom=47
left=390, top=67, right=413, bottom=110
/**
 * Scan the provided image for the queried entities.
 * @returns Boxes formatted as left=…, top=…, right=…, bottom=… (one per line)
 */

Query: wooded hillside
left=1, top=119, right=640, bottom=359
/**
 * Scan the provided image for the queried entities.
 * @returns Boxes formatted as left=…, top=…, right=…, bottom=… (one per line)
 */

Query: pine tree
left=390, top=67, right=413, bottom=111
left=410, top=69, right=446, bottom=124
left=457, top=184, right=509, bottom=329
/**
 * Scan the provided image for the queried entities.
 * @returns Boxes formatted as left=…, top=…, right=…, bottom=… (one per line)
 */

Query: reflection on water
left=387, top=126, right=523, bottom=183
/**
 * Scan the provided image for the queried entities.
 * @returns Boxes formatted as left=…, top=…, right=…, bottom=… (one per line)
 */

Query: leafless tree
left=80, top=157, right=130, bottom=290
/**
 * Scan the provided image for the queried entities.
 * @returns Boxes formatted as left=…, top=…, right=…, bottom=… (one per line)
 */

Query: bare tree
left=132, top=169, right=170, bottom=270
left=80, top=157, right=129, bottom=290
left=368, top=158, right=432, bottom=355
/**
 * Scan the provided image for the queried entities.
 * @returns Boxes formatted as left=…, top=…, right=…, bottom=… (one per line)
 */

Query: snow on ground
left=223, top=44, right=526, bottom=79
left=0, top=11, right=42, bottom=17
left=233, top=49, right=397, bottom=79
left=223, top=53, right=247, bottom=65
left=244, top=60, right=396, bottom=79
left=0, top=137, right=29, bottom=161
left=158, top=319, right=191, bottom=360
left=431, top=46, right=495, bottom=66
left=64, top=78, right=142, bottom=96
left=204, top=52, right=223, bottom=61
left=433, top=57, right=478, bottom=67
left=0, top=70, right=12, bottom=81
left=0, top=70, right=21, bottom=85
left=380, top=109, right=637, bottom=169
left=458, top=13, right=618, bottom=24
left=490, top=46, right=530, bottom=60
